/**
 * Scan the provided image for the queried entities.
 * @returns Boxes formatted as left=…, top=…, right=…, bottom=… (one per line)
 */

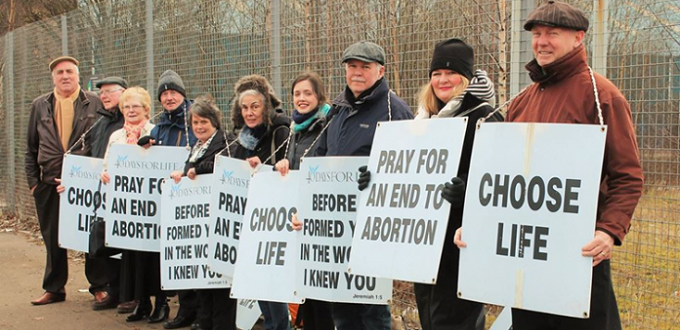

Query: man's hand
left=581, top=230, right=615, bottom=267
left=137, top=136, right=155, bottom=149
left=187, top=168, right=197, bottom=180
left=275, top=159, right=290, bottom=176
left=55, top=178, right=65, bottom=194
left=358, top=166, right=370, bottom=191
left=291, top=212, right=302, bottom=231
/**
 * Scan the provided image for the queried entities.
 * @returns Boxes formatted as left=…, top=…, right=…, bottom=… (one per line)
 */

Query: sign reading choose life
left=457, top=122, right=607, bottom=318
left=349, top=118, right=468, bottom=283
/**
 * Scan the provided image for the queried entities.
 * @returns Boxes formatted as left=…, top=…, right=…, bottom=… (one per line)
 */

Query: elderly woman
left=274, top=71, right=334, bottom=330
left=413, top=38, right=502, bottom=330
left=230, top=75, right=291, bottom=330
left=169, top=96, right=236, bottom=330
left=101, top=87, right=169, bottom=324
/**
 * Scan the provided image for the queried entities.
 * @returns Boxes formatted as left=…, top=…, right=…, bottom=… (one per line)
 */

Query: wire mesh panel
left=0, top=0, right=678, bottom=329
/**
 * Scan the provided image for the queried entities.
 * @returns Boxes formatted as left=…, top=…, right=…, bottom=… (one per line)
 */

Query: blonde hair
left=119, top=86, right=152, bottom=119
left=418, top=75, right=469, bottom=116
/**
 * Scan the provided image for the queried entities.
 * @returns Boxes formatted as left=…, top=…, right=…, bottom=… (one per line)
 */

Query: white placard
left=104, top=144, right=188, bottom=252
left=208, top=156, right=253, bottom=277
left=58, top=155, right=104, bottom=252
left=298, top=157, right=392, bottom=304
left=458, top=122, right=607, bottom=318
left=236, top=299, right=262, bottom=330
left=350, top=118, right=468, bottom=283
left=231, top=171, right=303, bottom=303
left=160, top=174, right=230, bottom=290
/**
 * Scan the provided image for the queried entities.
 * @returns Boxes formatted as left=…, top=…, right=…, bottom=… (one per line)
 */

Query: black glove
left=441, top=177, right=466, bottom=207
left=358, top=165, right=371, bottom=191
left=137, top=135, right=153, bottom=147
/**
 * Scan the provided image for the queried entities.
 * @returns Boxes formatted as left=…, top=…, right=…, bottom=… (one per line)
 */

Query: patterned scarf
left=416, top=69, right=495, bottom=119
left=189, top=131, right=217, bottom=163
left=124, top=120, right=148, bottom=144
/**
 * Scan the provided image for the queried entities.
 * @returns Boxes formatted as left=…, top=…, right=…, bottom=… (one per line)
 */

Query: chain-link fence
left=0, top=0, right=678, bottom=329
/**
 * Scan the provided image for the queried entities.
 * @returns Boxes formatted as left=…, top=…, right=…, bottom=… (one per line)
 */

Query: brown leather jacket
left=25, top=89, right=102, bottom=189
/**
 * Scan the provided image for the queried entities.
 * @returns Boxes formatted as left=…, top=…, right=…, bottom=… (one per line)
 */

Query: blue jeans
left=331, top=303, right=391, bottom=330
left=258, top=301, right=289, bottom=330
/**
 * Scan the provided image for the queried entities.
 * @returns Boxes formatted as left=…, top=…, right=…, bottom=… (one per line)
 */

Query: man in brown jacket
left=505, top=2, right=644, bottom=329
left=25, top=56, right=102, bottom=305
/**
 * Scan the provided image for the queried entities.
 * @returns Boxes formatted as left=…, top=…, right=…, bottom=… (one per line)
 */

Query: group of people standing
left=25, top=2, right=642, bottom=330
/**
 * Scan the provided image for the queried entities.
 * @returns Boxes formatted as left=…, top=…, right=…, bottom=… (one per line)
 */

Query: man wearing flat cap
left=26, top=56, right=103, bottom=305
left=314, top=41, right=413, bottom=330
left=506, top=1, right=643, bottom=329
left=79, top=76, right=128, bottom=311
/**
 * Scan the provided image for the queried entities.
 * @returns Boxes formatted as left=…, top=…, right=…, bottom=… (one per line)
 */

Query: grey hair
left=189, top=95, right=222, bottom=130
left=239, top=89, right=273, bottom=126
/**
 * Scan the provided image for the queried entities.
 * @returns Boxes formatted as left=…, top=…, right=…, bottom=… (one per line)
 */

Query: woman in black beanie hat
left=414, top=38, right=503, bottom=330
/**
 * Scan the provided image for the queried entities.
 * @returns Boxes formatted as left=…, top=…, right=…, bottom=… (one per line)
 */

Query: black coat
left=315, top=78, right=413, bottom=157
left=86, top=106, right=124, bottom=159
left=183, top=129, right=230, bottom=175
left=285, top=114, right=327, bottom=170
left=232, top=113, right=291, bottom=164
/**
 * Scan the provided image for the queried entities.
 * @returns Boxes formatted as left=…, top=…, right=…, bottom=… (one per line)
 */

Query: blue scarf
left=292, top=103, right=330, bottom=133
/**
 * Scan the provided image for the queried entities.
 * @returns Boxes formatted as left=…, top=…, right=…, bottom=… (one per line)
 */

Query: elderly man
left=315, top=41, right=414, bottom=330
left=79, top=77, right=128, bottom=311
left=26, top=56, right=102, bottom=305
left=137, top=69, right=198, bottom=328
left=505, top=2, right=643, bottom=329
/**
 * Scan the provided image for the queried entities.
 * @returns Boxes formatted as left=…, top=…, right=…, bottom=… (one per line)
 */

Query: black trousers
left=33, top=182, right=68, bottom=293
left=85, top=253, right=121, bottom=297
left=177, top=290, right=199, bottom=317
left=196, top=288, right=236, bottom=330
left=301, top=299, right=334, bottom=330
left=512, top=259, right=621, bottom=330
left=414, top=233, right=485, bottom=330
left=133, top=251, right=166, bottom=304
left=119, top=250, right=136, bottom=302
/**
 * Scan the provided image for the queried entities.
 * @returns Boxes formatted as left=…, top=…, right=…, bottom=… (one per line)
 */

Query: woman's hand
left=275, top=159, right=290, bottom=176
left=170, top=170, right=184, bottom=184
left=187, top=168, right=197, bottom=180
left=453, top=227, right=467, bottom=248
left=100, top=171, right=110, bottom=184
left=55, top=178, right=65, bottom=194
left=246, top=157, right=262, bottom=169
left=137, top=136, right=155, bottom=149
left=291, top=212, right=303, bottom=231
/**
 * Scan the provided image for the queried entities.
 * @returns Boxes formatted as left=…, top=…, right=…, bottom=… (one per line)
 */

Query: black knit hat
left=524, top=1, right=589, bottom=32
left=157, top=70, right=187, bottom=101
left=429, top=38, right=474, bottom=80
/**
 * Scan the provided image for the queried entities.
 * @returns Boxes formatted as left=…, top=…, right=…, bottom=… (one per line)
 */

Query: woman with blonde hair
left=101, top=87, right=169, bottom=324
left=413, top=38, right=502, bottom=330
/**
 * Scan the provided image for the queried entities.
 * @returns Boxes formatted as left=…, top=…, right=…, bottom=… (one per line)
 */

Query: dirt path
left=0, top=232, right=171, bottom=330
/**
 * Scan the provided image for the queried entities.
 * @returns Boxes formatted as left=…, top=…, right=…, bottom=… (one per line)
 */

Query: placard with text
left=231, top=171, right=303, bottom=303
left=104, top=144, right=188, bottom=252
left=160, top=174, right=230, bottom=290
left=58, top=154, right=104, bottom=252
left=298, top=156, right=392, bottom=304
left=458, top=122, right=606, bottom=318
left=350, top=118, right=468, bottom=283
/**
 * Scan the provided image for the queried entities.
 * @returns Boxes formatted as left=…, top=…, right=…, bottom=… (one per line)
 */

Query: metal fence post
left=146, top=0, right=155, bottom=116
left=271, top=0, right=282, bottom=100
left=510, top=0, right=536, bottom=97
left=5, top=31, right=16, bottom=214
left=61, top=15, right=68, bottom=55
left=592, top=0, right=609, bottom=76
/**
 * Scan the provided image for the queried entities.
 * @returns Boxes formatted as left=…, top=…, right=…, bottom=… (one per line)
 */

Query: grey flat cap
left=342, top=41, right=386, bottom=65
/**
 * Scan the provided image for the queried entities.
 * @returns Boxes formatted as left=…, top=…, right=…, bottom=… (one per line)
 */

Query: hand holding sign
left=581, top=230, right=614, bottom=266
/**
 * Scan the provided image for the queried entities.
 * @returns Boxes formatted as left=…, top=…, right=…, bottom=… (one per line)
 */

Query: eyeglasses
left=123, top=105, right=144, bottom=110
left=99, top=88, right=122, bottom=96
